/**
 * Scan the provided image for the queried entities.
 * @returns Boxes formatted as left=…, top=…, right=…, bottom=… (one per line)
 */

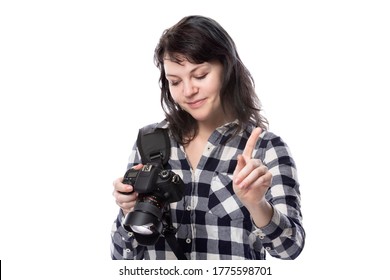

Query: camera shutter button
left=160, top=170, right=170, bottom=179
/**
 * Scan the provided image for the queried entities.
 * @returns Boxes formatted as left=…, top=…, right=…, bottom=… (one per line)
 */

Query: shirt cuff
left=117, top=210, right=136, bottom=241
left=252, top=206, right=287, bottom=240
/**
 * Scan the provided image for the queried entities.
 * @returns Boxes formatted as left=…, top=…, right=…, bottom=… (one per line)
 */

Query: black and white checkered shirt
left=111, top=120, right=305, bottom=260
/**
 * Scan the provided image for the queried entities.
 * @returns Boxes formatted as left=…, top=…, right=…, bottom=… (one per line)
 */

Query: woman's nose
left=183, top=80, right=198, bottom=97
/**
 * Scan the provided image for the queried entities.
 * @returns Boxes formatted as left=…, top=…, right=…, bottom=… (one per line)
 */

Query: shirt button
left=186, top=205, right=192, bottom=211
left=128, top=232, right=133, bottom=237
left=256, top=232, right=265, bottom=239
left=126, top=249, right=131, bottom=253
left=186, top=238, right=191, bottom=244
left=265, top=247, right=271, bottom=251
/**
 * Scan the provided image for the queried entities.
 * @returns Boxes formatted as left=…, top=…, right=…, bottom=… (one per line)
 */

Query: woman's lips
left=187, top=98, right=206, bottom=109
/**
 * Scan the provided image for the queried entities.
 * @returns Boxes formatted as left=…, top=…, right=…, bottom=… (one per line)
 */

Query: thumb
left=234, top=154, right=246, bottom=175
left=132, top=163, right=144, bottom=170
left=233, top=154, right=247, bottom=187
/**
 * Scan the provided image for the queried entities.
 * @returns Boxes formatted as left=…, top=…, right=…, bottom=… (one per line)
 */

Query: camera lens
left=122, top=164, right=185, bottom=246
left=130, top=224, right=154, bottom=235
left=139, top=194, right=163, bottom=209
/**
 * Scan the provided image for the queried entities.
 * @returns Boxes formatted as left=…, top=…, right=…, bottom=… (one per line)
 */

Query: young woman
left=111, top=15, right=305, bottom=260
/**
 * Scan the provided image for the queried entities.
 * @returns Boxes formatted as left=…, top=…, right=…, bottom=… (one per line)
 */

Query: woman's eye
left=195, top=74, right=207, bottom=80
left=169, top=80, right=180, bottom=86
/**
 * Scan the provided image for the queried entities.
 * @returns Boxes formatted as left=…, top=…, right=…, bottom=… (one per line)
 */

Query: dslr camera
left=122, top=163, right=185, bottom=245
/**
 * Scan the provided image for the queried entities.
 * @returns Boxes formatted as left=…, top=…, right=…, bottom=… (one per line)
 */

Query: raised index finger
left=242, top=127, right=262, bottom=158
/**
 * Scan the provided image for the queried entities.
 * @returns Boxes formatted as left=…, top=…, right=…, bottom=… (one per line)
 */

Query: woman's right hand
left=112, top=164, right=143, bottom=216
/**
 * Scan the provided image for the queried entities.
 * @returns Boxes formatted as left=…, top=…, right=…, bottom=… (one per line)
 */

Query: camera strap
left=163, top=206, right=187, bottom=260
left=137, top=126, right=171, bottom=165
left=136, top=126, right=187, bottom=260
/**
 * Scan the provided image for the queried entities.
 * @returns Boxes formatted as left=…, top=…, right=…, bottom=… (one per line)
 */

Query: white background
left=1, top=0, right=389, bottom=279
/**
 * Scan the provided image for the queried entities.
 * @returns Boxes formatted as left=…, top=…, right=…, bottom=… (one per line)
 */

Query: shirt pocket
left=207, top=172, right=246, bottom=221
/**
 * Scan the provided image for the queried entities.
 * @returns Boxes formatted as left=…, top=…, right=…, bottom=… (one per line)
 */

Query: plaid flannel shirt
left=111, top=120, right=305, bottom=260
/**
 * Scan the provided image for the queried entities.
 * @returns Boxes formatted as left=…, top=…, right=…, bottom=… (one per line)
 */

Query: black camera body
left=122, top=163, right=185, bottom=245
left=122, top=163, right=184, bottom=204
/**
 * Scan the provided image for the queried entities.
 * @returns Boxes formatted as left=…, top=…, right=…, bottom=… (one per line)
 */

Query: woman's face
left=164, top=56, right=228, bottom=127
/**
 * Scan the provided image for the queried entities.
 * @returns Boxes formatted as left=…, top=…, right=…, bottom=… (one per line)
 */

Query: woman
left=111, top=15, right=305, bottom=260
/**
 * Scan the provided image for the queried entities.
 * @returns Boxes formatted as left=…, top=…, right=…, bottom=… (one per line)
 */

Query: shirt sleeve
left=110, top=144, right=146, bottom=260
left=110, top=209, right=146, bottom=260
left=252, top=132, right=305, bottom=259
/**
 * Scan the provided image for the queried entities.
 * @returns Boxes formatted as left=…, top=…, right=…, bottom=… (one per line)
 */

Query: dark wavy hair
left=154, top=15, right=268, bottom=145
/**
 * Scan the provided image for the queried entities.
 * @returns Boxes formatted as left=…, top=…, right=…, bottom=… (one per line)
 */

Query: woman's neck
left=197, top=111, right=235, bottom=138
